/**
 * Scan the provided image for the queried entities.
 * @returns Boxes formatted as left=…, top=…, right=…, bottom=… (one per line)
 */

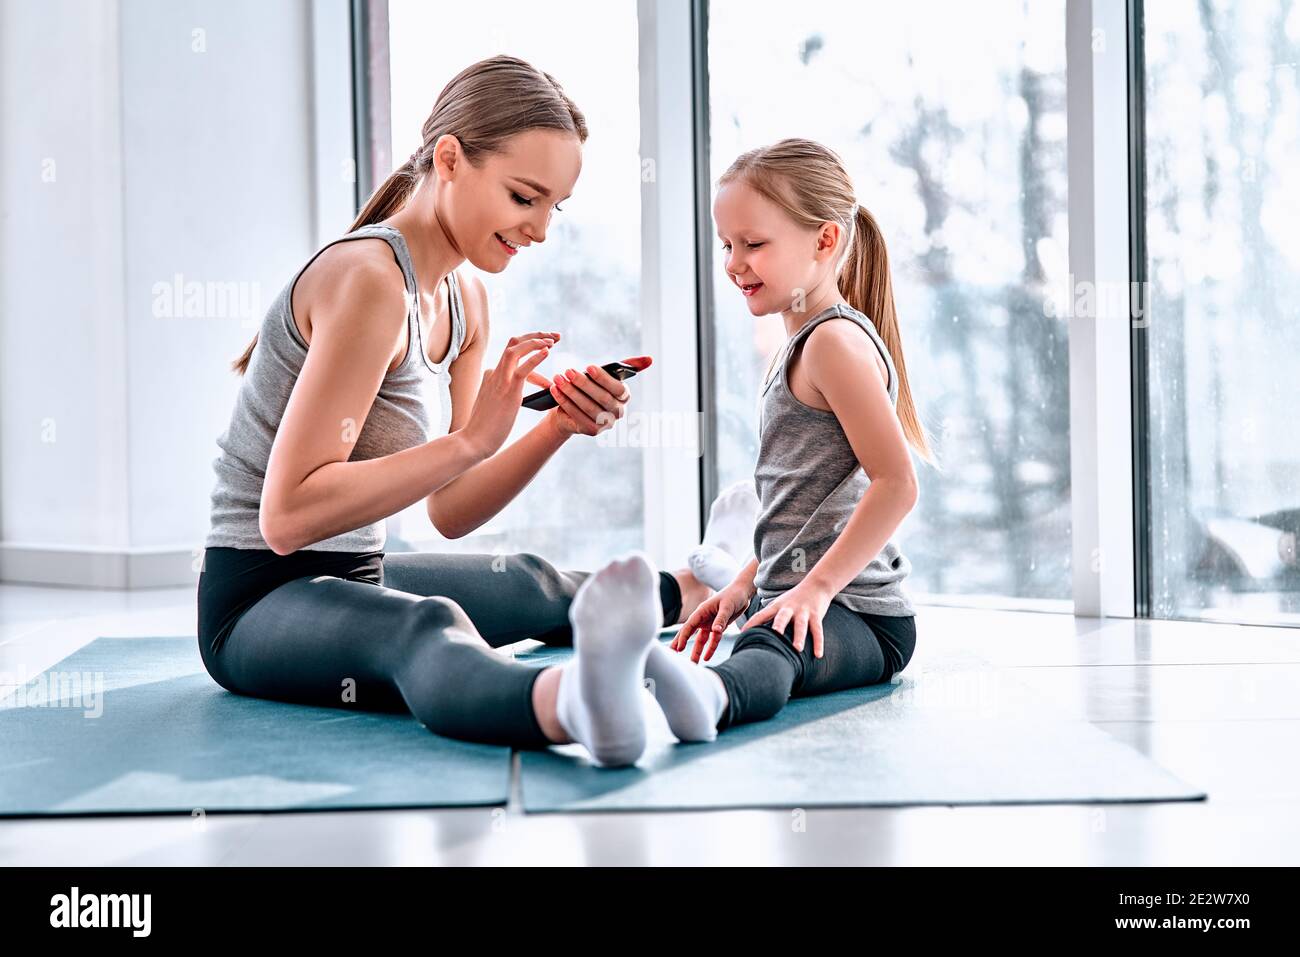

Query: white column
left=635, top=0, right=705, bottom=569
left=1066, top=0, right=1136, bottom=618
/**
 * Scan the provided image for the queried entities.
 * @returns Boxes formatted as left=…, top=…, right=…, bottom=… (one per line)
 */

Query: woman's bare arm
left=259, top=254, right=484, bottom=555
left=426, top=273, right=572, bottom=539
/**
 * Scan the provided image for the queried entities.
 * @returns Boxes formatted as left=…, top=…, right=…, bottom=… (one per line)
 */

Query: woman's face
left=713, top=179, right=831, bottom=317
left=440, top=128, right=583, bottom=273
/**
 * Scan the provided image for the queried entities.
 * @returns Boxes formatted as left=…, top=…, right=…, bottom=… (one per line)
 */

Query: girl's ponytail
left=839, top=204, right=937, bottom=467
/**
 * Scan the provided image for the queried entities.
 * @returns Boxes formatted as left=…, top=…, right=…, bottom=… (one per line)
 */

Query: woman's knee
left=514, top=551, right=569, bottom=594
left=401, top=594, right=478, bottom=644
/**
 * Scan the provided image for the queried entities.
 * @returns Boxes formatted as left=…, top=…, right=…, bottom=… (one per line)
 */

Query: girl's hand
left=527, top=357, right=646, bottom=438
left=669, top=581, right=753, bottom=663
left=744, top=581, right=833, bottom=658
left=462, top=333, right=557, bottom=458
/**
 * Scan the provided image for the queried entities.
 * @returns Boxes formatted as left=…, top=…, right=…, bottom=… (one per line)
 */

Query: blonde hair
left=719, top=137, right=937, bottom=467
left=231, top=55, right=588, bottom=376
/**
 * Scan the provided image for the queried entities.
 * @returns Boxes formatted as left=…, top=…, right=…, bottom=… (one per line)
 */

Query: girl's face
left=713, top=179, right=838, bottom=317
left=439, top=128, right=583, bottom=273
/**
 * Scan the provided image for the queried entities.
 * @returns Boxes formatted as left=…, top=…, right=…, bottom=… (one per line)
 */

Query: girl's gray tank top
left=752, top=302, right=917, bottom=616
left=204, top=223, right=467, bottom=553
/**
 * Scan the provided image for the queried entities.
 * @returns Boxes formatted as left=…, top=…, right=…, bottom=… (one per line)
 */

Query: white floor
left=1, top=581, right=1298, bottom=866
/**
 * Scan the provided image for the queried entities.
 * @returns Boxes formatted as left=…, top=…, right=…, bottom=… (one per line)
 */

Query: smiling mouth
left=495, top=233, right=524, bottom=254
left=740, top=281, right=763, bottom=296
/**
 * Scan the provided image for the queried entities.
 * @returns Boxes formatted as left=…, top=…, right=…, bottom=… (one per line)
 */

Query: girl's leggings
left=195, top=547, right=684, bottom=750
left=710, top=594, right=917, bottom=730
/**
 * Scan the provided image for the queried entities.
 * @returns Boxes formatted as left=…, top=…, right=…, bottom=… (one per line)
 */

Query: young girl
left=632, top=137, right=938, bottom=744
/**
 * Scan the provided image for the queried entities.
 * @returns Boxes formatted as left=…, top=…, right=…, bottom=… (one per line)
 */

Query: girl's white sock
left=555, top=553, right=660, bottom=767
left=686, top=479, right=761, bottom=590
left=643, top=642, right=729, bottom=742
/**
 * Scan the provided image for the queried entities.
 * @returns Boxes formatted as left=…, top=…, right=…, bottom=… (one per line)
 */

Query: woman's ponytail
left=228, top=153, right=425, bottom=377
left=349, top=151, right=424, bottom=232
left=230, top=54, right=587, bottom=377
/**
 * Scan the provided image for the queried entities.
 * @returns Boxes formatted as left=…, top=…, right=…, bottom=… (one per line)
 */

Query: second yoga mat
left=516, top=638, right=1208, bottom=812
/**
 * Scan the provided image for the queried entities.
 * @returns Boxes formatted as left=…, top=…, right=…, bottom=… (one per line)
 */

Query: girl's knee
left=733, top=625, right=799, bottom=664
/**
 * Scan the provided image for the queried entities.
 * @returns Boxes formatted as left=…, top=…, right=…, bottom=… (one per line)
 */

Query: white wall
left=0, top=0, right=353, bottom=587
left=0, top=0, right=129, bottom=569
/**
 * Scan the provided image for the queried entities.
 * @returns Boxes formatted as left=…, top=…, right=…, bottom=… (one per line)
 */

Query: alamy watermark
left=0, top=667, right=104, bottom=718
left=151, top=273, right=263, bottom=327
left=594, top=410, right=703, bottom=455
left=50, top=887, right=150, bottom=937
left=1043, top=274, right=1151, bottom=326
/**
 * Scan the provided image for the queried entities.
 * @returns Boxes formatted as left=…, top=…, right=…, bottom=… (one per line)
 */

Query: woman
left=196, top=55, right=710, bottom=767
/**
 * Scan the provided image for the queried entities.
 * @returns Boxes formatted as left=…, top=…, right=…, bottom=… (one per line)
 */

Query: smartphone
left=522, top=356, right=652, bottom=411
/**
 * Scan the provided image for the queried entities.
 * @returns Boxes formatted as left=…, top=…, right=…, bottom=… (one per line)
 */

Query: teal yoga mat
left=0, top=637, right=511, bottom=817
left=516, top=637, right=1209, bottom=813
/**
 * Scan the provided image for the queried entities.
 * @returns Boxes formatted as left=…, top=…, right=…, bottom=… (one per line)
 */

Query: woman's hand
left=527, top=357, right=648, bottom=438
left=669, top=580, right=754, bottom=663
left=461, top=332, right=557, bottom=459
left=743, top=580, right=834, bottom=659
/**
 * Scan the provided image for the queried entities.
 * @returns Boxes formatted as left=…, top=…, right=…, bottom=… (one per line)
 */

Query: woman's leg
left=380, top=550, right=700, bottom=647
left=709, top=600, right=917, bottom=731
left=205, top=574, right=558, bottom=749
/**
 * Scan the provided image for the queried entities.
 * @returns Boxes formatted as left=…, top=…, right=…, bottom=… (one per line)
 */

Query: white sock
left=686, top=479, right=760, bottom=591
left=643, top=642, right=729, bottom=742
left=687, top=546, right=740, bottom=593
left=555, top=552, right=661, bottom=767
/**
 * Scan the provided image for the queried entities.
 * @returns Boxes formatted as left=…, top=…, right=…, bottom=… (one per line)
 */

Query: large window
left=706, top=0, right=1072, bottom=606
left=371, top=1, right=1300, bottom=627
left=384, top=1, right=645, bottom=569
left=1143, top=0, right=1300, bottom=624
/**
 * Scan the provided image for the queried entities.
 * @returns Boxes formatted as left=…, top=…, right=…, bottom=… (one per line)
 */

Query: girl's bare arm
left=797, top=319, right=919, bottom=596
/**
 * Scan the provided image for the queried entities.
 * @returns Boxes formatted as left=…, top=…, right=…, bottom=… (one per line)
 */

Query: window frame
left=354, top=0, right=1287, bottom=626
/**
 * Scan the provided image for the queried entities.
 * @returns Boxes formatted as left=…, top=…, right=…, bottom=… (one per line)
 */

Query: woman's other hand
left=461, top=332, right=556, bottom=458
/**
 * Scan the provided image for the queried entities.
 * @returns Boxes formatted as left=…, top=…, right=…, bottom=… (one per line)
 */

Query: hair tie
left=409, top=150, right=421, bottom=167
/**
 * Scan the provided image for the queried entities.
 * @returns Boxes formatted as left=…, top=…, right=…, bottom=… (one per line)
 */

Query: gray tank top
left=204, top=223, right=467, bottom=553
left=752, top=302, right=916, bottom=616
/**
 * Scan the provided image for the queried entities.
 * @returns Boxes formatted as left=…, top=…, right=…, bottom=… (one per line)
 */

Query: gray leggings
left=196, top=549, right=684, bottom=750
left=711, top=595, right=917, bottom=730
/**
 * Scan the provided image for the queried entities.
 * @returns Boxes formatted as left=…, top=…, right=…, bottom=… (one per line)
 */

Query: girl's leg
left=710, top=601, right=916, bottom=731
left=205, top=574, right=557, bottom=749
left=380, top=550, right=699, bottom=647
